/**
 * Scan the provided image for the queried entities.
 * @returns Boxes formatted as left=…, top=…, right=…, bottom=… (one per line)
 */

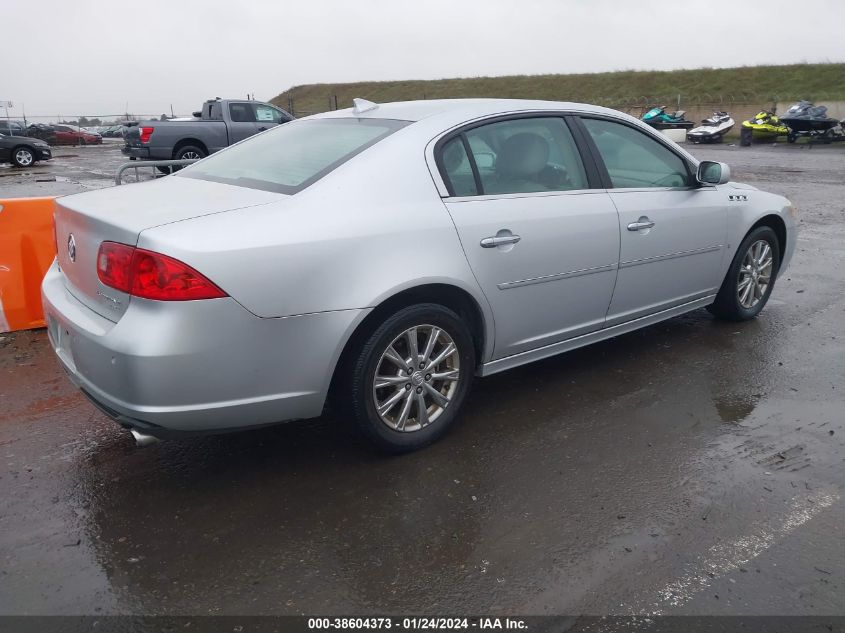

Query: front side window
left=581, top=117, right=691, bottom=188
left=255, top=104, right=289, bottom=124
left=440, top=117, right=588, bottom=196
left=178, top=118, right=409, bottom=194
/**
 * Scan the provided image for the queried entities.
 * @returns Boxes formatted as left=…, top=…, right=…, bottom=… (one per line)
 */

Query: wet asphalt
left=1, top=141, right=844, bottom=617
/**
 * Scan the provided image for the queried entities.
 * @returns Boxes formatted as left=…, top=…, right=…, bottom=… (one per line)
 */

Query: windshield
left=177, top=117, right=410, bottom=194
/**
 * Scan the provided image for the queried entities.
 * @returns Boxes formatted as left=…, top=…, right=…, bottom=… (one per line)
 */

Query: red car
left=51, top=125, right=102, bottom=145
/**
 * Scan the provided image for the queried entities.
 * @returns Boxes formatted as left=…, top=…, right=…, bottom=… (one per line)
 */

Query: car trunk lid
left=54, top=176, right=282, bottom=321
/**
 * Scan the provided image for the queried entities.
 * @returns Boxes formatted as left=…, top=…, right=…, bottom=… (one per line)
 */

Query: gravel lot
left=1, top=141, right=844, bottom=619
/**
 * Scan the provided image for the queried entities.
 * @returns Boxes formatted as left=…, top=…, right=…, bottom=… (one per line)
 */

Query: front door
left=227, top=102, right=259, bottom=143
left=578, top=116, right=728, bottom=326
left=438, top=115, right=620, bottom=359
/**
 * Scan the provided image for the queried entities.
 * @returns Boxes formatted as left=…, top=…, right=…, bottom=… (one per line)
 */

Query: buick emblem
left=67, top=234, right=77, bottom=262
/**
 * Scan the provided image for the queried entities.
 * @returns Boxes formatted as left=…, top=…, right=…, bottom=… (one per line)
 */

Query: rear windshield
left=177, top=118, right=409, bottom=194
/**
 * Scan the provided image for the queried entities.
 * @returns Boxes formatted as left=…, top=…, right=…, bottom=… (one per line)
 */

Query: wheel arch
left=327, top=282, right=492, bottom=403
left=748, top=213, right=787, bottom=264
left=172, top=138, right=209, bottom=158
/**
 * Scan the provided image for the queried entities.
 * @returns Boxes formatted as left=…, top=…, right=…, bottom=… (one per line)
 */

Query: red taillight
left=139, top=126, right=154, bottom=144
left=96, top=242, right=134, bottom=293
left=96, top=242, right=227, bottom=301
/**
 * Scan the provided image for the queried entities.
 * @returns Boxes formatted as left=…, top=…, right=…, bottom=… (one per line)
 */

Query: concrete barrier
left=0, top=197, right=56, bottom=333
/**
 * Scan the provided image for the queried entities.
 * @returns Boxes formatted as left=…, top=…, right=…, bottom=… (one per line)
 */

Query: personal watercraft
left=780, top=100, right=840, bottom=142
left=686, top=111, right=735, bottom=143
left=641, top=106, right=695, bottom=130
left=740, top=110, right=789, bottom=146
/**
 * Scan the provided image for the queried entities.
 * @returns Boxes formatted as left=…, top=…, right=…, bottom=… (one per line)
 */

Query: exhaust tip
left=130, top=429, right=160, bottom=447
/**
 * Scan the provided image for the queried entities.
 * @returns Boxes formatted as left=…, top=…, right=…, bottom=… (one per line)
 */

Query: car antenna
left=352, top=98, right=378, bottom=115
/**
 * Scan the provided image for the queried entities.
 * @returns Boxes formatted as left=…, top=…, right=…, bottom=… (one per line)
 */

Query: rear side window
left=439, top=116, right=588, bottom=196
left=228, top=103, right=256, bottom=122
left=581, top=118, right=691, bottom=188
left=440, top=137, right=478, bottom=196
left=178, top=118, right=409, bottom=194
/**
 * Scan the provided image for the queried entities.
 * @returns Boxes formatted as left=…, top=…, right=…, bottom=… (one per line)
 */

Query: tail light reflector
left=139, top=126, right=154, bottom=144
left=96, top=242, right=227, bottom=301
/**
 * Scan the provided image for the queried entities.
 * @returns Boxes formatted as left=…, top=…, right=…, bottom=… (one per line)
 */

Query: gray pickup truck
left=122, top=98, right=292, bottom=166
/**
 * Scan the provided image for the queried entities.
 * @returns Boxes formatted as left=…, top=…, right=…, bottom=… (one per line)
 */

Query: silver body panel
left=42, top=98, right=797, bottom=435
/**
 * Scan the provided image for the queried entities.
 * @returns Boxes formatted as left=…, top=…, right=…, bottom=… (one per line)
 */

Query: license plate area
left=47, top=314, right=76, bottom=372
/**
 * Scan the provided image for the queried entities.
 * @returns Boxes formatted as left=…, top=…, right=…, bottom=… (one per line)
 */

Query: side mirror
left=697, top=160, right=731, bottom=185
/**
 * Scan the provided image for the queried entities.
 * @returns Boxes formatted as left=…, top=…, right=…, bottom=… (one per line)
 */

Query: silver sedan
left=42, top=99, right=797, bottom=452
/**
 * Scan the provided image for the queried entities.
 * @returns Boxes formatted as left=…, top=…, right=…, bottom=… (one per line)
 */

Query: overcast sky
left=3, top=0, right=842, bottom=119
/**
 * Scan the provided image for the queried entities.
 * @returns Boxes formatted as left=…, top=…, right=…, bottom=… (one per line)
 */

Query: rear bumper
left=121, top=145, right=150, bottom=159
left=41, top=260, right=367, bottom=435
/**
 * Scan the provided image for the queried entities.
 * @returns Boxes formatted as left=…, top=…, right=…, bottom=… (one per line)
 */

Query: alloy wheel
left=372, top=324, right=461, bottom=432
left=15, top=149, right=34, bottom=166
left=737, top=239, right=773, bottom=309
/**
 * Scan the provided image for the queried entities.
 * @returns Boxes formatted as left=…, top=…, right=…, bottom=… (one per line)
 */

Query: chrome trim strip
left=446, top=189, right=606, bottom=203
left=497, top=263, right=617, bottom=290
left=620, top=244, right=722, bottom=269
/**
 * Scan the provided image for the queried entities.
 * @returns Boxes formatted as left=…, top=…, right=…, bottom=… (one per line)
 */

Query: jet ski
left=780, top=100, right=840, bottom=142
left=740, top=110, right=789, bottom=146
left=686, top=111, right=735, bottom=143
left=641, top=106, right=695, bottom=130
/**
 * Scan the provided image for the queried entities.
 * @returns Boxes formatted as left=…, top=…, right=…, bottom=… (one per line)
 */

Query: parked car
left=27, top=123, right=57, bottom=144
left=0, top=119, right=28, bottom=137
left=102, top=125, right=125, bottom=138
left=122, top=98, right=292, bottom=167
left=43, top=99, right=796, bottom=452
left=52, top=124, right=102, bottom=145
left=0, top=131, right=52, bottom=166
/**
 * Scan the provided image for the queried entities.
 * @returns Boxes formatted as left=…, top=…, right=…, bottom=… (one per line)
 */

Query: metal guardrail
left=115, top=159, right=198, bottom=185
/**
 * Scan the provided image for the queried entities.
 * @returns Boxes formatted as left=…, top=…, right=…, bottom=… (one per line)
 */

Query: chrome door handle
left=627, top=218, right=656, bottom=231
left=480, top=235, right=521, bottom=248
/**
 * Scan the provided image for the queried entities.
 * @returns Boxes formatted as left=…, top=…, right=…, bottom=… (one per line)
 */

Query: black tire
left=156, top=166, right=172, bottom=175
left=11, top=146, right=36, bottom=168
left=708, top=226, right=780, bottom=321
left=740, top=127, right=753, bottom=147
left=787, top=132, right=797, bottom=143
left=345, top=303, right=475, bottom=453
left=171, top=145, right=206, bottom=172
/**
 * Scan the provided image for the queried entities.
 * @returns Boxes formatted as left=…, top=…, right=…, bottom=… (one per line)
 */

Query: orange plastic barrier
left=0, top=197, right=56, bottom=333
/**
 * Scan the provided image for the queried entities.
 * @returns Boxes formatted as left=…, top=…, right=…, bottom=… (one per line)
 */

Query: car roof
left=308, top=98, right=633, bottom=126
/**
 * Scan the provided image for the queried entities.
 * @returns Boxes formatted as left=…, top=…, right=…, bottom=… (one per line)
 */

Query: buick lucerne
left=42, top=99, right=796, bottom=452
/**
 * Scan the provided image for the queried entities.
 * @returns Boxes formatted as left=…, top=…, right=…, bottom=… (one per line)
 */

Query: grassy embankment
left=271, top=63, right=845, bottom=119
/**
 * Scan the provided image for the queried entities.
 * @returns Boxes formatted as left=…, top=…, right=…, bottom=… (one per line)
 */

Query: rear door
left=577, top=116, right=728, bottom=326
left=227, top=102, right=259, bottom=143
left=437, top=115, right=620, bottom=359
